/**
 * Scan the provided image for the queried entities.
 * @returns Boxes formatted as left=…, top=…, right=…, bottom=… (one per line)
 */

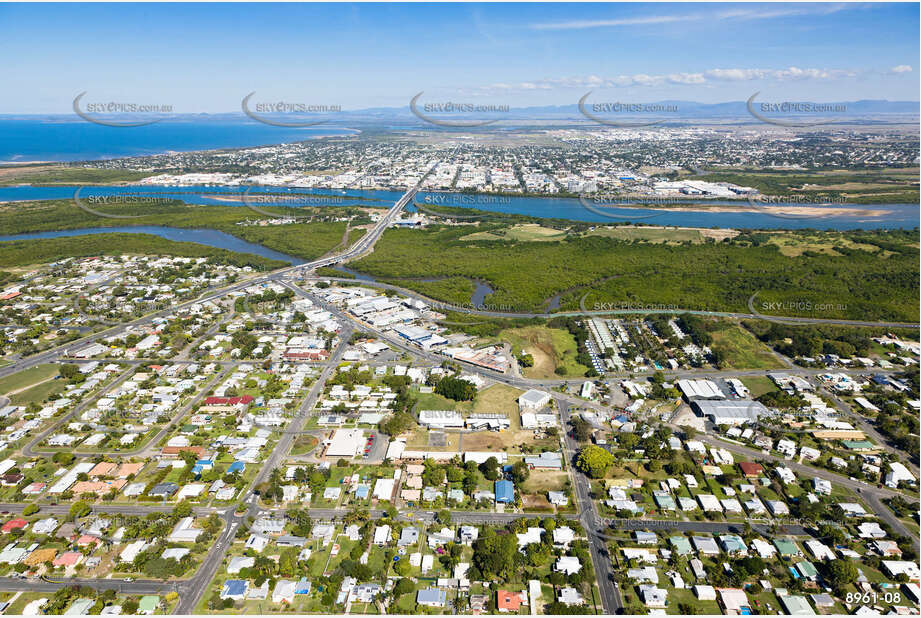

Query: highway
left=0, top=169, right=429, bottom=382
left=306, top=276, right=921, bottom=330
left=0, top=158, right=918, bottom=613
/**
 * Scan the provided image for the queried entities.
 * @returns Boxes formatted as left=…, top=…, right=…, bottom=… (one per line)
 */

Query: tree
left=278, top=547, right=299, bottom=577
left=69, top=501, right=91, bottom=521
left=22, top=503, right=39, bottom=516
left=575, top=445, right=615, bottom=478
left=59, top=363, right=82, bottom=382
left=393, top=556, right=411, bottom=576
left=827, top=558, right=858, bottom=590
left=570, top=417, right=593, bottom=442
left=479, top=457, right=500, bottom=481
left=472, top=531, right=519, bottom=580
left=436, top=509, right=452, bottom=525
left=434, top=376, right=477, bottom=401
left=394, top=577, right=415, bottom=596
left=510, top=461, right=530, bottom=484
left=173, top=501, right=193, bottom=518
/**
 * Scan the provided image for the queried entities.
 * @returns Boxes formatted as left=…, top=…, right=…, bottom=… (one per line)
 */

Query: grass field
left=521, top=470, right=568, bottom=493
left=471, top=384, right=522, bottom=415
left=414, top=391, right=474, bottom=413
left=10, top=379, right=67, bottom=405
left=290, top=435, right=319, bottom=456
left=461, top=223, right=569, bottom=242
left=0, top=165, right=151, bottom=185
left=766, top=232, right=895, bottom=257
left=500, top=325, right=589, bottom=378
left=740, top=376, right=780, bottom=398
left=710, top=325, right=786, bottom=370
left=0, top=363, right=59, bottom=396
left=585, top=226, right=737, bottom=243
left=686, top=167, right=919, bottom=204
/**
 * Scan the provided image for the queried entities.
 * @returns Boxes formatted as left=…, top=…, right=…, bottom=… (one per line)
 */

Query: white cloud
left=890, top=65, right=913, bottom=74
left=530, top=15, right=687, bottom=31
left=473, top=66, right=860, bottom=95
left=530, top=3, right=857, bottom=31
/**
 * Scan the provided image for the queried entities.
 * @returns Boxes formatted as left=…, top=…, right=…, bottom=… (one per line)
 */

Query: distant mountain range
left=3, top=99, right=917, bottom=122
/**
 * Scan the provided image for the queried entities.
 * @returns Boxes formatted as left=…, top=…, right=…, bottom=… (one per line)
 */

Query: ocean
left=0, top=116, right=355, bottom=162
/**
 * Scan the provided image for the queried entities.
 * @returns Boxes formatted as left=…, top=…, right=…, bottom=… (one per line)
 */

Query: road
left=557, top=399, right=622, bottom=614
left=686, top=430, right=920, bottom=553
left=1, top=160, right=918, bottom=610
left=308, top=275, right=920, bottom=329
left=0, top=171, right=430, bottom=382
left=22, top=366, right=231, bottom=459
left=173, top=321, right=354, bottom=614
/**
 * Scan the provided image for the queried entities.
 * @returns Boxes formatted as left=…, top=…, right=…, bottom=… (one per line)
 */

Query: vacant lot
left=740, top=376, right=780, bottom=398
left=406, top=427, right=459, bottom=452
left=461, top=223, right=568, bottom=242
left=710, top=325, right=785, bottom=370
left=501, top=325, right=588, bottom=379
left=0, top=363, right=59, bottom=396
left=472, top=384, right=522, bottom=415
left=586, top=226, right=738, bottom=244
left=521, top=470, right=569, bottom=494
left=414, top=390, right=474, bottom=414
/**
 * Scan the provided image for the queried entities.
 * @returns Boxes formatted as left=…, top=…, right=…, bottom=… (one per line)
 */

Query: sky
left=0, top=2, right=918, bottom=113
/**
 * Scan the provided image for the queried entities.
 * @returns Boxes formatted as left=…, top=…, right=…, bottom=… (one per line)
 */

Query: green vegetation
left=0, top=233, right=286, bottom=270
left=434, top=375, right=478, bottom=401
left=575, top=445, right=615, bottom=478
left=501, top=324, right=591, bottom=378
left=708, top=323, right=785, bottom=369
left=462, top=223, right=569, bottom=242
left=0, top=165, right=152, bottom=185
left=348, top=225, right=918, bottom=321
left=0, top=363, right=58, bottom=396
left=0, top=198, right=366, bottom=263
left=739, top=376, right=779, bottom=398
left=742, top=320, right=917, bottom=360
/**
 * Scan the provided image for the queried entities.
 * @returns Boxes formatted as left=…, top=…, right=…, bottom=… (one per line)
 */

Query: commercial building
left=691, top=399, right=769, bottom=425
left=326, top=429, right=365, bottom=458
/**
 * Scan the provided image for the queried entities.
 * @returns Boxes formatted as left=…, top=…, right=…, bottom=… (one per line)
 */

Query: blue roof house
left=495, top=480, right=515, bottom=503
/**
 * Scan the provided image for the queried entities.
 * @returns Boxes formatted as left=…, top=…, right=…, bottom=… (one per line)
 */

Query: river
left=0, top=185, right=916, bottom=230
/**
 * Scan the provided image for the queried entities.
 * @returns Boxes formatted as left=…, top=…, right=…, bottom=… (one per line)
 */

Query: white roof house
left=373, top=478, right=395, bottom=501
left=885, top=462, right=916, bottom=488
left=555, top=556, right=582, bottom=575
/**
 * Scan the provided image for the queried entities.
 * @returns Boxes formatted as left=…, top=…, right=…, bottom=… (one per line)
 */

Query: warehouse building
left=691, top=400, right=769, bottom=426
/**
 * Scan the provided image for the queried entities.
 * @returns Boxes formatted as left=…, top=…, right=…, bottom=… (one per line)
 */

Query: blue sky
left=0, top=2, right=917, bottom=113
